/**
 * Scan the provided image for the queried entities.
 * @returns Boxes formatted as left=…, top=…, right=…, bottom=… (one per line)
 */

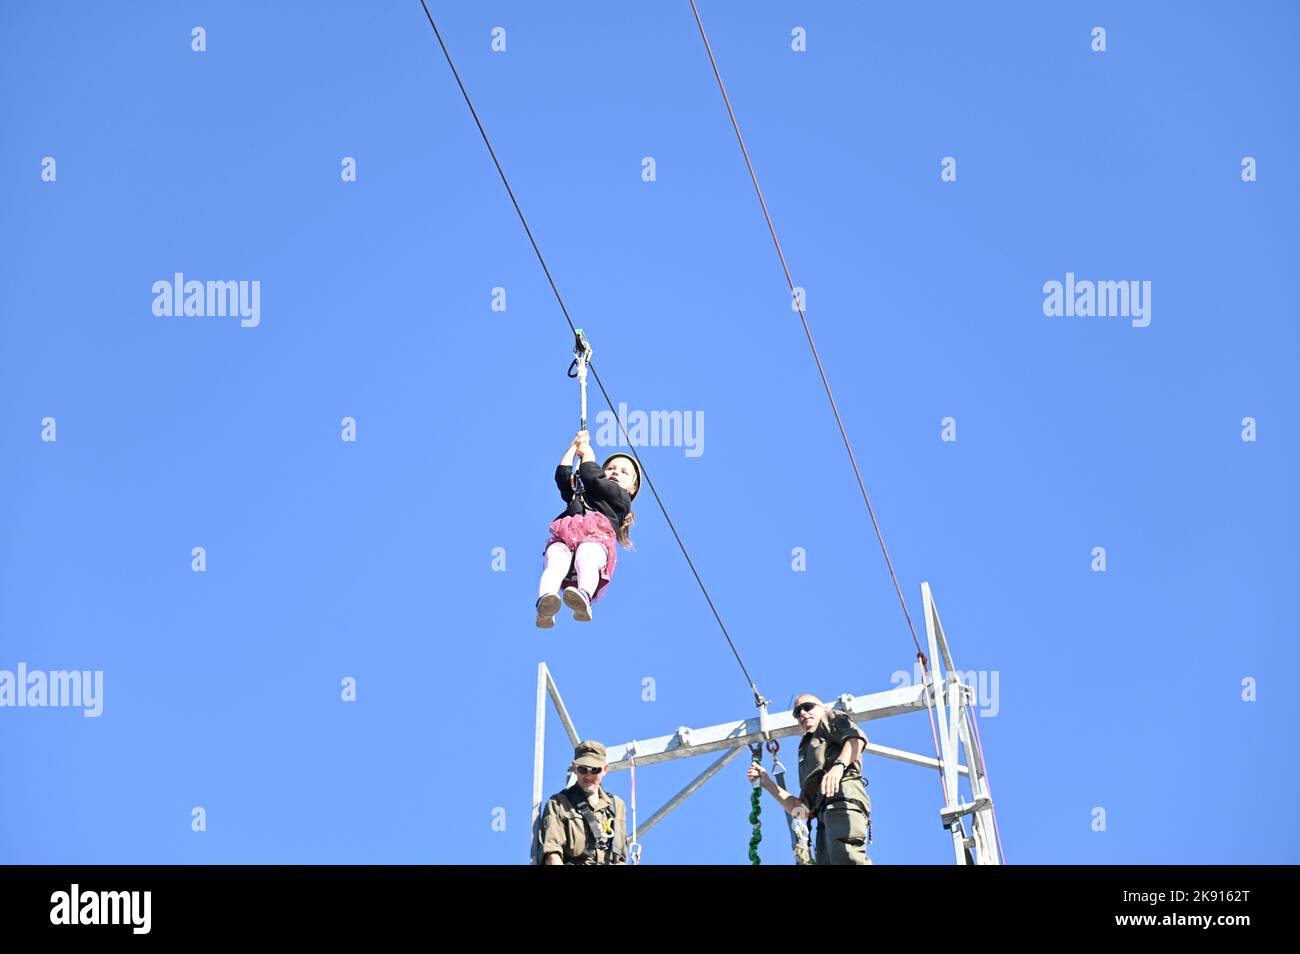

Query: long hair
left=616, top=510, right=635, bottom=550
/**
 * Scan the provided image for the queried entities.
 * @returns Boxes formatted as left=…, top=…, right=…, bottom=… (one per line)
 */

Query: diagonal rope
left=687, top=0, right=924, bottom=661
left=417, top=1, right=764, bottom=705
left=686, top=1, right=972, bottom=816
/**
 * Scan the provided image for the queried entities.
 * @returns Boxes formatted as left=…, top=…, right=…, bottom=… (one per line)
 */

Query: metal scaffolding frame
left=531, top=582, right=1001, bottom=864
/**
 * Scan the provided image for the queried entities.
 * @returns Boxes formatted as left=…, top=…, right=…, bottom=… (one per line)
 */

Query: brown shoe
left=535, top=594, right=561, bottom=629
left=562, top=586, right=593, bottom=622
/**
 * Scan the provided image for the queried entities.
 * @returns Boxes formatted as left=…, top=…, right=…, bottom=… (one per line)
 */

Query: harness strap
left=561, top=789, right=612, bottom=864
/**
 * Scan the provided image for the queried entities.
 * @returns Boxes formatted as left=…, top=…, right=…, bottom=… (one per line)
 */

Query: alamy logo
left=1042, top=272, right=1151, bottom=327
left=593, top=403, right=704, bottom=458
left=891, top=662, right=999, bottom=717
left=50, top=884, right=151, bottom=934
left=0, top=663, right=103, bottom=717
left=152, top=272, right=261, bottom=328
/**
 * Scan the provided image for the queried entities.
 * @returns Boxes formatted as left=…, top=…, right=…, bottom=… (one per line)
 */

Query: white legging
left=539, top=541, right=607, bottom=599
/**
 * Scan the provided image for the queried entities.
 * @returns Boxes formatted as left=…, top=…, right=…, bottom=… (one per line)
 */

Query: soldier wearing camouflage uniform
left=534, top=740, right=628, bottom=865
left=748, top=694, right=872, bottom=865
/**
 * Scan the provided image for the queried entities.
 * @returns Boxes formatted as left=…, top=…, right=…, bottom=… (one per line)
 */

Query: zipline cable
left=417, top=1, right=765, bottom=706
left=687, top=0, right=925, bottom=662
left=687, top=0, right=978, bottom=826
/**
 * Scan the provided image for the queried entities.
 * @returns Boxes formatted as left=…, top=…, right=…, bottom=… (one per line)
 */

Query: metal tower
left=531, top=582, right=1001, bottom=864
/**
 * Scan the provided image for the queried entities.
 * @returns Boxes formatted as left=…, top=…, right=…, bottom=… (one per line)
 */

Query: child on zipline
left=536, top=429, right=639, bottom=628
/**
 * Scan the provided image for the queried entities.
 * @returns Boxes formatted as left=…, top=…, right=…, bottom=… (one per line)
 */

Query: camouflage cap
left=573, top=740, right=608, bottom=768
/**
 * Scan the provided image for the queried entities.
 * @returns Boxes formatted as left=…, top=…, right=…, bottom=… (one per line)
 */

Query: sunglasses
left=575, top=765, right=604, bottom=776
left=793, top=702, right=819, bottom=717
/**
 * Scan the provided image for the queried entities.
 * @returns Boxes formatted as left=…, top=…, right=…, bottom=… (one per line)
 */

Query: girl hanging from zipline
left=535, top=429, right=639, bottom=628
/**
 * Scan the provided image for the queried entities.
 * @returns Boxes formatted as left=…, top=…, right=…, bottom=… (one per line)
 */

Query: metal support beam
left=921, top=588, right=969, bottom=865
left=531, top=663, right=547, bottom=829
left=922, top=581, right=1001, bottom=865
left=532, top=661, right=583, bottom=828
left=604, top=682, right=950, bottom=770
left=543, top=665, right=581, bottom=748
left=638, top=746, right=746, bottom=839
left=959, top=701, right=1000, bottom=864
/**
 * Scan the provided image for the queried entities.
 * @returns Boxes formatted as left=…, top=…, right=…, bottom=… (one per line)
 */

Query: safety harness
left=560, top=787, right=616, bottom=865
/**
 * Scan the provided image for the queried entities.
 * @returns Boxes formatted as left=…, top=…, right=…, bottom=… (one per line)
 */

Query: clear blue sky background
left=2, top=1, right=1296, bottom=865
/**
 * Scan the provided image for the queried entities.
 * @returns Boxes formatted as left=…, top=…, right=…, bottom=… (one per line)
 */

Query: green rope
left=748, top=785, right=763, bottom=865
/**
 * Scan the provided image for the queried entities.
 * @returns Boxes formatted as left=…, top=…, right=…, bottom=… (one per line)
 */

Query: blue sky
left=1, top=1, right=1296, bottom=864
